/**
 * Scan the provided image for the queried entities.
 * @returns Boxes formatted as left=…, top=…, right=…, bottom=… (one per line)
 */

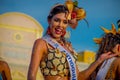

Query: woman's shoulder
left=33, top=38, right=47, bottom=50
left=114, top=57, right=120, bottom=61
left=33, top=38, right=48, bottom=53
left=34, top=38, right=46, bottom=45
left=113, top=57, right=120, bottom=65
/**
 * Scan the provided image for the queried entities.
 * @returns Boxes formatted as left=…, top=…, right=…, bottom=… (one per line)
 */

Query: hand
left=112, top=52, right=120, bottom=57
left=98, top=52, right=115, bottom=63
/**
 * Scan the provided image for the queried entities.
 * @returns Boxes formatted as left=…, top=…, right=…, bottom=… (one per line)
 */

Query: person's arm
left=0, top=61, right=12, bottom=80
left=78, top=52, right=116, bottom=80
left=27, top=39, right=47, bottom=80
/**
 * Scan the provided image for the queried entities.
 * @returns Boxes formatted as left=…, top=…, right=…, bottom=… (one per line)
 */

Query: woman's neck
left=49, top=34, right=61, bottom=41
left=48, top=34, right=65, bottom=46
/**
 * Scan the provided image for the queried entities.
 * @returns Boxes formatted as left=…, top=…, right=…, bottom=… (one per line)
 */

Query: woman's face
left=48, top=13, right=68, bottom=39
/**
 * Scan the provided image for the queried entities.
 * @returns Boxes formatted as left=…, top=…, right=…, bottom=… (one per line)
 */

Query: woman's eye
left=54, top=18, right=68, bottom=24
left=54, top=18, right=59, bottom=22
left=63, top=21, right=68, bottom=24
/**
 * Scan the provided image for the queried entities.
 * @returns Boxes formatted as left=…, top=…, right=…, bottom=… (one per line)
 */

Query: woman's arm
left=27, top=39, right=47, bottom=80
left=78, top=52, right=116, bottom=80
left=0, top=61, right=12, bottom=80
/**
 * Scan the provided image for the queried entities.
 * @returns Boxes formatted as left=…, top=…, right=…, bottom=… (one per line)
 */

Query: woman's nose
left=58, top=21, right=63, bottom=27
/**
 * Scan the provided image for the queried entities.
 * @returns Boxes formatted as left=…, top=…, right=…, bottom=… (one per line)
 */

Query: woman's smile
left=55, top=27, right=63, bottom=35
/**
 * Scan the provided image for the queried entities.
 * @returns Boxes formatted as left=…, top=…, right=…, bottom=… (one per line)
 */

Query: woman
left=27, top=3, right=119, bottom=80
left=89, top=24, right=120, bottom=80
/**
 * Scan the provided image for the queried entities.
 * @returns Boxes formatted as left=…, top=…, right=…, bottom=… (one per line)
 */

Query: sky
left=0, top=0, right=120, bottom=52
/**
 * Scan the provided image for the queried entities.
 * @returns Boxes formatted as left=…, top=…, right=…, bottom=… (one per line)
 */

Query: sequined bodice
left=40, top=48, right=77, bottom=77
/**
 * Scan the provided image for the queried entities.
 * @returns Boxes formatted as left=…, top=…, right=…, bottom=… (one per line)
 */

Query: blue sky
left=0, top=0, right=120, bottom=52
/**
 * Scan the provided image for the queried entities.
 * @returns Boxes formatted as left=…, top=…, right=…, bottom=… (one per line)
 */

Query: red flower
left=71, top=11, right=77, bottom=19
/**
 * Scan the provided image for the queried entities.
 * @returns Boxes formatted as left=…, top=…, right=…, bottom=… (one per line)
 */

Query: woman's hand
left=98, top=51, right=120, bottom=63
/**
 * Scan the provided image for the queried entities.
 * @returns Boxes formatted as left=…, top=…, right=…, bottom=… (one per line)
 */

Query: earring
left=47, top=27, right=51, bottom=35
left=62, top=30, right=66, bottom=37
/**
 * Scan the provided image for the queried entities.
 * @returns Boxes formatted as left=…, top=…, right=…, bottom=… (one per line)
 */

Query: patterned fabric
left=40, top=45, right=77, bottom=77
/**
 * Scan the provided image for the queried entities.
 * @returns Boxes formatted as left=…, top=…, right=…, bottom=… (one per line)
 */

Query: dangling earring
left=47, top=26, right=51, bottom=35
left=62, top=30, right=66, bottom=37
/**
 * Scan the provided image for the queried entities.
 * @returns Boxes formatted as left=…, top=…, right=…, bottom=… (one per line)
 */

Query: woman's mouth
left=55, top=28, right=63, bottom=35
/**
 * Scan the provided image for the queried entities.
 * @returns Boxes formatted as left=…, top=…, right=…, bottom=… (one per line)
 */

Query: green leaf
left=73, top=1, right=78, bottom=7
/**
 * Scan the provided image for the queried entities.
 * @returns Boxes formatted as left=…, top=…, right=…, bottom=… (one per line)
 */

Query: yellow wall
left=77, top=53, right=83, bottom=62
left=84, top=50, right=96, bottom=64
left=77, top=50, right=96, bottom=64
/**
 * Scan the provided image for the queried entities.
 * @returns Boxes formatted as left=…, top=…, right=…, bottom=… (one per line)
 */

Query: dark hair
left=96, top=33, right=120, bottom=59
left=47, top=4, right=69, bottom=20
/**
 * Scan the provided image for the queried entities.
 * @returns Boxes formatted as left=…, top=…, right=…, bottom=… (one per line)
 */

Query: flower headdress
left=65, top=0, right=87, bottom=29
left=94, top=23, right=120, bottom=44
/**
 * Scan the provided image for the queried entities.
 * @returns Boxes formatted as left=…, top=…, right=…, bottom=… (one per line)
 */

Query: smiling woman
left=27, top=1, right=120, bottom=80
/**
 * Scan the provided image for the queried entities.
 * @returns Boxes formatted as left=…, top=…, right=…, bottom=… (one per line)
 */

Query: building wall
left=83, top=50, right=96, bottom=64
left=0, top=12, right=44, bottom=80
left=77, top=50, right=96, bottom=64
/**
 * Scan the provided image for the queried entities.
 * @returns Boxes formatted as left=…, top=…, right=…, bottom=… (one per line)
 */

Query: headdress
left=65, top=0, right=87, bottom=29
left=65, top=0, right=86, bottom=20
left=94, top=23, right=120, bottom=44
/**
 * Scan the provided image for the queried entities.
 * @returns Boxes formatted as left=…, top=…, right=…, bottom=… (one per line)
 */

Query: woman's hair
left=89, top=33, right=120, bottom=80
left=96, top=33, right=120, bottom=59
left=47, top=4, right=69, bottom=20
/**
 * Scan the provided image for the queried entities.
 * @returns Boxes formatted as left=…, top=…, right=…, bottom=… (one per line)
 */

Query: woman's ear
left=116, top=44, right=120, bottom=57
left=115, top=44, right=120, bottom=53
left=118, top=44, right=120, bottom=52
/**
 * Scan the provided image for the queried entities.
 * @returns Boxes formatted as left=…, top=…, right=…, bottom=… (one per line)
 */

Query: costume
left=89, top=57, right=120, bottom=80
left=40, top=0, right=86, bottom=79
left=40, top=35, right=78, bottom=79
left=40, top=45, right=77, bottom=76
left=105, top=57, right=120, bottom=80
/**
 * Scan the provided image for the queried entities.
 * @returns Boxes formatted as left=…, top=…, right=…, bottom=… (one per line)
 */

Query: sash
left=96, top=57, right=116, bottom=80
left=42, top=35, right=77, bottom=80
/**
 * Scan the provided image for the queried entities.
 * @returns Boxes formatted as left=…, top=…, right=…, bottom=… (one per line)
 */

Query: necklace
left=57, top=40, right=64, bottom=46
